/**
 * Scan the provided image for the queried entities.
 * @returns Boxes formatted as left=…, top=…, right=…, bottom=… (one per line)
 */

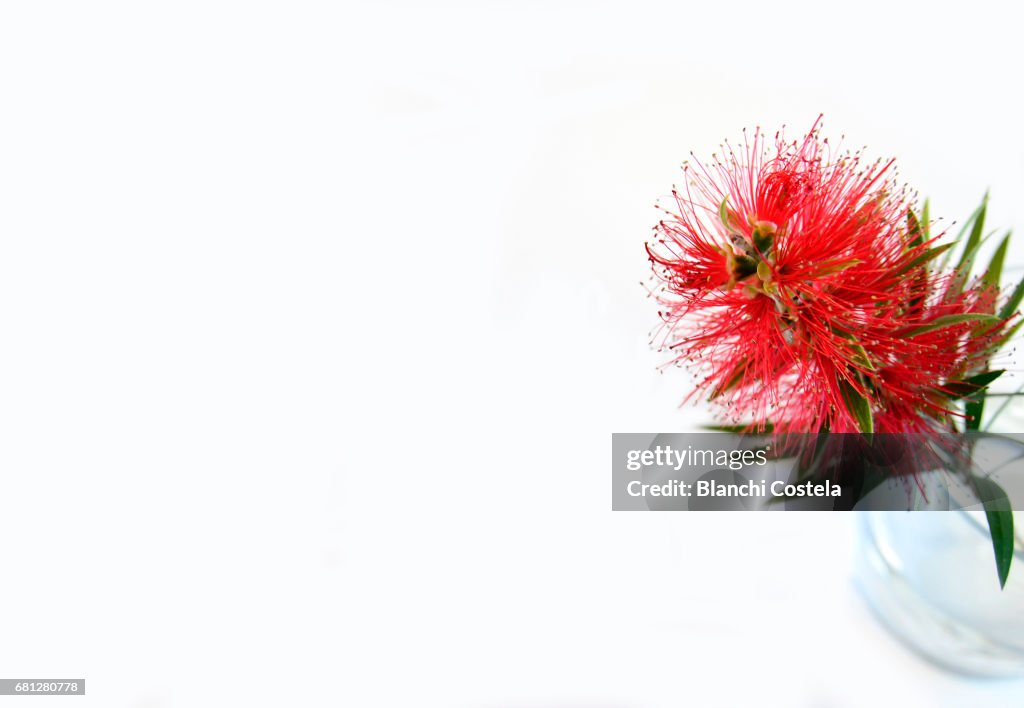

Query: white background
left=1, top=1, right=1023, bottom=706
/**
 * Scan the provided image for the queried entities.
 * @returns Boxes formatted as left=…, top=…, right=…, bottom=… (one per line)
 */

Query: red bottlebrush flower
left=647, top=118, right=1012, bottom=434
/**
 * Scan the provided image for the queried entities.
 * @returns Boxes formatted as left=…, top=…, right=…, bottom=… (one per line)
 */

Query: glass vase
left=856, top=508, right=1024, bottom=677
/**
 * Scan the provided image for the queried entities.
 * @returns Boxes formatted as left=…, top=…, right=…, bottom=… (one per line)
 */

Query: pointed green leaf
left=907, top=208, right=924, bottom=248
left=718, top=197, right=738, bottom=232
left=993, top=319, right=1024, bottom=351
left=815, top=259, right=862, bottom=276
left=894, top=242, right=954, bottom=277
left=998, top=276, right=1024, bottom=321
left=850, top=343, right=875, bottom=371
left=956, top=194, right=988, bottom=270
left=829, top=326, right=875, bottom=371
left=837, top=377, right=874, bottom=435
left=943, top=193, right=988, bottom=275
left=966, top=396, right=986, bottom=431
left=973, top=476, right=1014, bottom=589
left=973, top=369, right=1005, bottom=384
left=941, top=369, right=1005, bottom=399
left=982, top=232, right=1011, bottom=291
left=961, top=369, right=1004, bottom=387
left=900, top=313, right=1000, bottom=337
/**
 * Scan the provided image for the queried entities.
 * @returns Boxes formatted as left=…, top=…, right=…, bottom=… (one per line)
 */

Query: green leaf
left=845, top=341, right=875, bottom=371
left=829, top=326, right=874, bottom=371
left=965, top=369, right=1005, bottom=387
left=814, top=259, right=862, bottom=276
left=899, top=313, right=1000, bottom=337
left=982, top=232, right=1011, bottom=290
left=953, top=193, right=989, bottom=273
left=997, top=276, right=1024, bottom=321
left=962, top=369, right=1007, bottom=430
left=907, top=208, right=924, bottom=248
left=850, top=343, right=874, bottom=371
left=893, top=242, right=954, bottom=277
left=941, top=369, right=1005, bottom=399
left=965, top=397, right=985, bottom=431
left=993, top=319, right=1024, bottom=352
left=973, top=476, right=1015, bottom=589
left=837, top=377, right=874, bottom=435
left=718, top=197, right=738, bottom=232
